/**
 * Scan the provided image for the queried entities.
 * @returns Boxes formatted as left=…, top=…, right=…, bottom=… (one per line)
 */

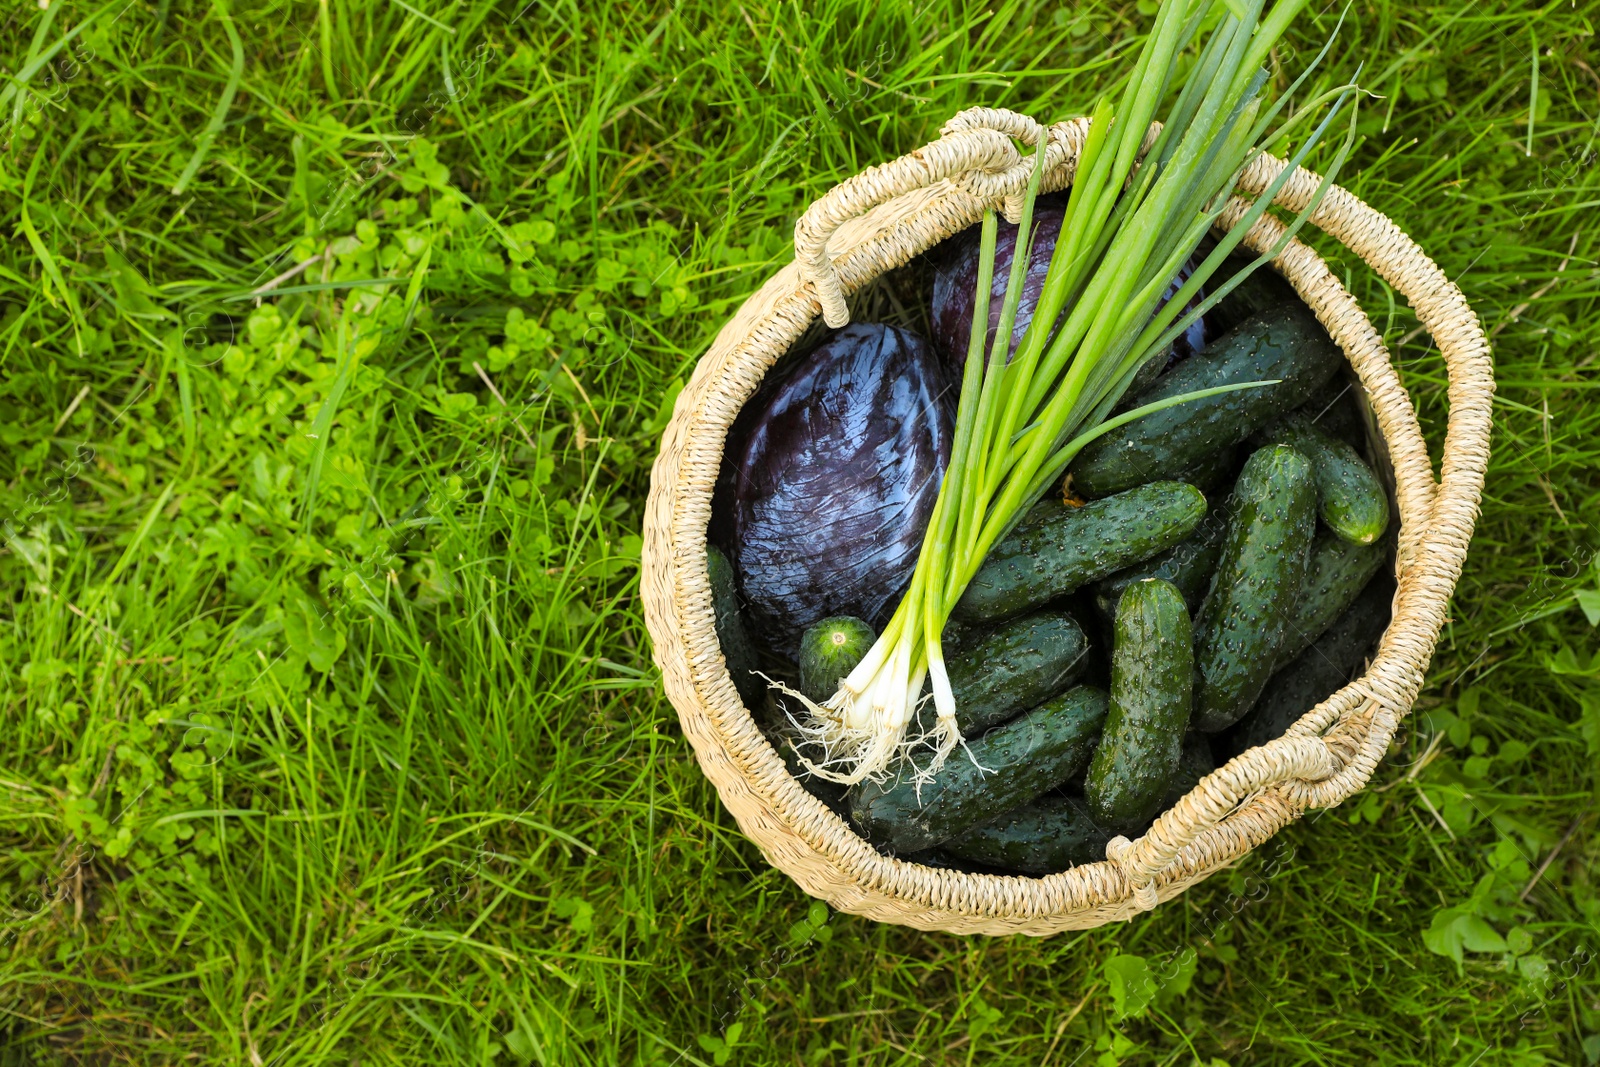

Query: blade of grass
left=171, top=0, right=246, bottom=196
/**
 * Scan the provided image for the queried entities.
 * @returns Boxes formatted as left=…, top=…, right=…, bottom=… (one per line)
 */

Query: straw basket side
left=641, top=108, right=1494, bottom=936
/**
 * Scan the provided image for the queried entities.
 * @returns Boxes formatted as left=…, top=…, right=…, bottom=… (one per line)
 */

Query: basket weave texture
left=641, top=108, right=1494, bottom=935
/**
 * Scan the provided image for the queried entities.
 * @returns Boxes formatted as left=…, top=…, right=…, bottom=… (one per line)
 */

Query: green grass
left=1, top=0, right=1598, bottom=1063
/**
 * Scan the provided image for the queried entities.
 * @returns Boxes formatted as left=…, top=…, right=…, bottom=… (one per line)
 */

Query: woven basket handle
left=793, top=108, right=1087, bottom=327
left=1104, top=730, right=1345, bottom=912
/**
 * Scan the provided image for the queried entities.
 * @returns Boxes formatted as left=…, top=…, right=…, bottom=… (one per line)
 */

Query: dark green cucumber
left=1161, top=732, right=1217, bottom=810
left=1259, top=414, right=1390, bottom=545
left=1085, top=579, right=1194, bottom=834
left=1229, top=576, right=1393, bottom=756
left=942, top=795, right=1111, bottom=875
left=1192, top=445, right=1317, bottom=733
left=1275, top=531, right=1386, bottom=669
left=707, top=544, right=766, bottom=707
left=1068, top=304, right=1344, bottom=497
left=954, top=482, right=1207, bottom=624
left=1094, top=509, right=1227, bottom=622
left=798, top=616, right=875, bottom=703
left=934, top=611, right=1091, bottom=737
left=851, top=686, right=1108, bottom=854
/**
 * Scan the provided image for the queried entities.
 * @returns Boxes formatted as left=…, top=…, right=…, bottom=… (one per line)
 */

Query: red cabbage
left=720, top=323, right=953, bottom=659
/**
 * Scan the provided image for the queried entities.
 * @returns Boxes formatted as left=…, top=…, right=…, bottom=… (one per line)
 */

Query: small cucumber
left=1192, top=445, right=1317, bottom=733
left=1161, top=732, right=1217, bottom=810
left=1094, top=509, right=1227, bottom=622
left=955, top=482, right=1207, bottom=624
left=1259, top=413, right=1390, bottom=545
left=1275, top=531, right=1387, bottom=669
left=851, top=686, right=1108, bottom=854
left=798, top=616, right=875, bottom=703
left=942, top=795, right=1111, bottom=875
left=1069, top=304, right=1345, bottom=497
left=1229, top=576, right=1393, bottom=756
left=933, top=611, right=1091, bottom=737
left=707, top=544, right=766, bottom=707
left=1085, top=579, right=1194, bottom=834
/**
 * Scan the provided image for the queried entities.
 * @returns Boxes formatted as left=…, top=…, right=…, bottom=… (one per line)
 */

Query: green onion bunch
left=795, top=0, right=1361, bottom=785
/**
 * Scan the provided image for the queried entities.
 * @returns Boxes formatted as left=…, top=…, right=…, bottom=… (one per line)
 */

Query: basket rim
left=640, top=109, right=1494, bottom=935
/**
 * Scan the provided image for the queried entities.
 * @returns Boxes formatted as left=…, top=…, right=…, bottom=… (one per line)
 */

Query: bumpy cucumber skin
left=851, top=686, right=1109, bottom=854
left=1161, top=732, right=1217, bottom=810
left=1275, top=531, right=1386, bottom=669
left=1229, top=576, right=1393, bottom=756
left=1068, top=304, right=1344, bottom=497
left=1094, top=509, right=1227, bottom=622
left=955, top=482, right=1207, bottom=624
left=1192, top=446, right=1317, bottom=733
left=707, top=545, right=766, bottom=707
left=1086, top=579, right=1194, bottom=834
left=943, top=795, right=1111, bottom=875
left=1261, top=414, right=1390, bottom=545
left=939, top=611, right=1090, bottom=736
left=798, top=616, right=875, bottom=703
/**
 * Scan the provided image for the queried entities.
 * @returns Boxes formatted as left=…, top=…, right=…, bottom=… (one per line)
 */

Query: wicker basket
left=641, top=108, right=1494, bottom=935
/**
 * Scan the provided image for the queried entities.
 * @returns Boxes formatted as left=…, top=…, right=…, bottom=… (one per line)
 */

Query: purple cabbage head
left=930, top=195, right=1069, bottom=371
left=724, top=323, right=954, bottom=658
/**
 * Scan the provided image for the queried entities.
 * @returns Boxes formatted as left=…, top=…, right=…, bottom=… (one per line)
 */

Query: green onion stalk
left=792, top=0, right=1363, bottom=786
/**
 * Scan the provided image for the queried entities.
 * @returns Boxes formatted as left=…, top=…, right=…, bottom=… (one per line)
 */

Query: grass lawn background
left=2, top=0, right=1599, bottom=1062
